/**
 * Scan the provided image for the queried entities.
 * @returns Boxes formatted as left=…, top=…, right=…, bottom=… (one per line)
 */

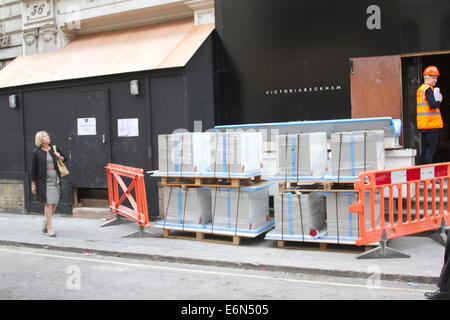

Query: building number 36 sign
left=26, top=0, right=51, bottom=21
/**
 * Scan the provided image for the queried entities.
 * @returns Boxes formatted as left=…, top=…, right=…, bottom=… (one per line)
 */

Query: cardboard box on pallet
left=273, top=192, right=326, bottom=237
left=162, top=186, right=212, bottom=225
left=276, top=132, right=328, bottom=178
left=325, top=192, right=380, bottom=238
left=158, top=132, right=263, bottom=175
left=331, top=130, right=385, bottom=178
left=210, top=181, right=272, bottom=231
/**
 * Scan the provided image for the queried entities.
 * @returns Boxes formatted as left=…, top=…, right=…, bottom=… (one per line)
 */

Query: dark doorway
left=66, top=90, right=110, bottom=188
left=402, top=53, right=450, bottom=163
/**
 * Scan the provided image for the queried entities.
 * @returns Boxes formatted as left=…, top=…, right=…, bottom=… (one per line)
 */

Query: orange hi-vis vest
left=416, top=84, right=443, bottom=130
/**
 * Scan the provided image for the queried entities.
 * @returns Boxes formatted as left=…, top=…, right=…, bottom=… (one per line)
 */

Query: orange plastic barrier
left=350, top=162, right=450, bottom=246
left=105, top=163, right=149, bottom=228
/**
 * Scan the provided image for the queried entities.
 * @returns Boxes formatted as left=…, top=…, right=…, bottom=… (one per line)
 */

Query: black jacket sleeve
left=31, top=149, right=38, bottom=182
left=426, top=88, right=441, bottom=109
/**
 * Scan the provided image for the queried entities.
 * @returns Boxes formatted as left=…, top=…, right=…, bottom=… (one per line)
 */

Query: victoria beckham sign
left=265, top=84, right=343, bottom=96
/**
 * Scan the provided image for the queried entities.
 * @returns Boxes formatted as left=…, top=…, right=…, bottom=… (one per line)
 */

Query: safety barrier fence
left=350, top=162, right=450, bottom=249
left=105, top=163, right=150, bottom=236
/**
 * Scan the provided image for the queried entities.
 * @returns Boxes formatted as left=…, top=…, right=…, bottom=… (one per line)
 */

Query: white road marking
left=0, top=247, right=429, bottom=293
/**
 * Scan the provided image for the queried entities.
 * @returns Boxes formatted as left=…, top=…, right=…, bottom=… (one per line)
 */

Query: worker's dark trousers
left=420, top=132, right=439, bottom=165
left=438, top=234, right=450, bottom=291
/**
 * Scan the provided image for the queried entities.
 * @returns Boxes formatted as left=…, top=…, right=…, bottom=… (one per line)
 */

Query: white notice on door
left=118, top=118, right=139, bottom=137
left=77, top=118, right=96, bottom=136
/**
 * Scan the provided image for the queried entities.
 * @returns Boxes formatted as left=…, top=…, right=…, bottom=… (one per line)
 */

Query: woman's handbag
left=53, top=145, right=69, bottom=177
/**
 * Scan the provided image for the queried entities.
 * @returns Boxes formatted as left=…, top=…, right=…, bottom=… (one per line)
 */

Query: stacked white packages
left=210, top=182, right=271, bottom=230
left=273, top=192, right=326, bottom=237
left=162, top=186, right=212, bottom=225
left=325, top=192, right=380, bottom=238
left=214, top=131, right=263, bottom=175
left=276, top=132, right=328, bottom=177
left=331, top=130, right=385, bottom=177
left=192, top=133, right=217, bottom=173
left=158, top=132, right=216, bottom=174
left=158, top=131, right=263, bottom=175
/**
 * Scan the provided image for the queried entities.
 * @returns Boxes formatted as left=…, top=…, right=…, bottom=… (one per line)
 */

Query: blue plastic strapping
left=347, top=195, right=353, bottom=237
left=222, top=133, right=227, bottom=173
left=287, top=193, right=293, bottom=235
left=350, top=132, right=355, bottom=177
left=177, top=188, right=182, bottom=224
left=291, top=136, right=296, bottom=175
left=174, top=135, right=179, bottom=172
left=227, top=189, right=231, bottom=228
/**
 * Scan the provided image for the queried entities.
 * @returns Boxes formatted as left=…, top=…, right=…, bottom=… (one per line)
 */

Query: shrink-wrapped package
left=274, top=192, right=326, bottom=237
left=158, top=132, right=216, bottom=174
left=162, top=186, right=212, bottom=225
left=158, top=131, right=263, bottom=175
left=276, top=132, right=328, bottom=177
left=325, top=192, right=380, bottom=238
left=210, top=182, right=271, bottom=230
left=214, top=131, right=263, bottom=175
left=331, top=130, right=385, bottom=177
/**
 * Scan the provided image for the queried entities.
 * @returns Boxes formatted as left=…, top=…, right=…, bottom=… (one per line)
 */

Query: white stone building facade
left=0, top=0, right=214, bottom=69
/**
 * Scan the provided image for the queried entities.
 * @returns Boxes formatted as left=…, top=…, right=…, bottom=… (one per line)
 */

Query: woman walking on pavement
left=31, top=131, right=66, bottom=237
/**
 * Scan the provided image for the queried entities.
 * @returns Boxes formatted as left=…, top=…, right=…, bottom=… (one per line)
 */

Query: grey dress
left=46, top=151, right=61, bottom=204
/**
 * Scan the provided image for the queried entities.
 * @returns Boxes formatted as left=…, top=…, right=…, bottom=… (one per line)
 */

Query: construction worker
left=418, top=66, right=450, bottom=300
left=416, top=66, right=443, bottom=165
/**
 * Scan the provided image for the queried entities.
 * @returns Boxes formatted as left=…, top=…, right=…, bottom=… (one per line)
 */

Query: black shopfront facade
left=0, top=27, right=216, bottom=216
left=214, top=0, right=450, bottom=161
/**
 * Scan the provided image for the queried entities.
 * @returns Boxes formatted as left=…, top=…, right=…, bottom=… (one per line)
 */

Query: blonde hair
left=34, top=131, right=49, bottom=148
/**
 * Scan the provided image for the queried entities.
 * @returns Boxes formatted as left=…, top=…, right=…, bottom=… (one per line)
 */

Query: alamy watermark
left=366, top=265, right=381, bottom=289
left=66, top=265, right=81, bottom=290
left=164, top=121, right=281, bottom=166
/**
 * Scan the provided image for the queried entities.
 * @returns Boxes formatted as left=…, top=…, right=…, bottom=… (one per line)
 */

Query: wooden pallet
left=161, top=174, right=262, bottom=188
left=276, top=239, right=376, bottom=253
left=265, top=229, right=377, bottom=253
left=162, top=228, right=244, bottom=245
left=278, top=180, right=356, bottom=193
left=156, top=219, right=275, bottom=245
